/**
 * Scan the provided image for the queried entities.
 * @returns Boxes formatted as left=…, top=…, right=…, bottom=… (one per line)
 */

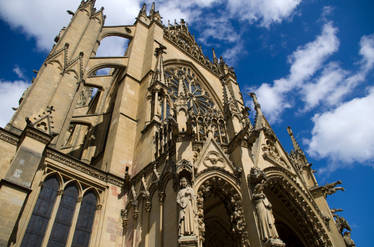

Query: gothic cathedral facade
left=0, top=1, right=353, bottom=247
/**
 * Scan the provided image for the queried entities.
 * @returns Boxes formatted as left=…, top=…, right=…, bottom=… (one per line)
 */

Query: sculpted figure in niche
left=177, top=177, right=196, bottom=236
left=253, top=182, right=280, bottom=241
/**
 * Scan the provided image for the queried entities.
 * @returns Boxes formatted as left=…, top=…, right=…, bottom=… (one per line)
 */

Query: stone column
left=0, top=126, right=52, bottom=246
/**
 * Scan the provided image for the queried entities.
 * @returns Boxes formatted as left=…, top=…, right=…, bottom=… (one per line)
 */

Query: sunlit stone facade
left=0, top=1, right=353, bottom=246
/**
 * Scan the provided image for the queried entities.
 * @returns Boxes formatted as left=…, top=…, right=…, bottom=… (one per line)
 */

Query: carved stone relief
left=262, top=139, right=290, bottom=169
left=197, top=177, right=250, bottom=246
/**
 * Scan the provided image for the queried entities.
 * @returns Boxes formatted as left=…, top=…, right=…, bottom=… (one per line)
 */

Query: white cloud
left=197, top=16, right=240, bottom=45
left=302, top=34, right=374, bottom=109
left=13, top=65, right=26, bottom=80
left=306, top=88, right=374, bottom=171
left=255, top=22, right=339, bottom=121
left=0, top=0, right=141, bottom=51
left=96, top=37, right=128, bottom=57
left=222, top=42, right=245, bottom=65
left=0, top=0, right=302, bottom=63
left=0, top=80, right=30, bottom=127
left=360, top=34, right=374, bottom=71
left=227, top=0, right=301, bottom=27
left=301, top=62, right=347, bottom=110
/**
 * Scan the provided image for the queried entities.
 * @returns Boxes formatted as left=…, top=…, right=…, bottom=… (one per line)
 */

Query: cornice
left=45, top=148, right=124, bottom=187
left=0, top=128, right=19, bottom=146
left=23, top=126, right=53, bottom=144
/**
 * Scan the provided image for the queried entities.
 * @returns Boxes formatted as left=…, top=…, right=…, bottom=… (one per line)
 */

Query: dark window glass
left=21, top=176, right=59, bottom=247
left=47, top=184, right=78, bottom=247
left=71, top=191, right=97, bottom=247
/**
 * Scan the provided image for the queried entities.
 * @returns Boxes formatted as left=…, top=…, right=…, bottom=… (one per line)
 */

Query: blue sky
left=0, top=0, right=373, bottom=245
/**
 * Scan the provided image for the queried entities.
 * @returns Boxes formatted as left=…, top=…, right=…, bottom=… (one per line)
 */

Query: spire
left=149, top=2, right=161, bottom=23
left=152, top=44, right=167, bottom=86
left=287, top=126, right=309, bottom=166
left=79, top=0, right=97, bottom=15
left=150, top=2, right=155, bottom=16
left=249, top=92, right=262, bottom=115
left=249, top=92, right=265, bottom=129
left=212, top=48, right=218, bottom=64
left=287, top=126, right=302, bottom=153
left=139, top=3, right=146, bottom=16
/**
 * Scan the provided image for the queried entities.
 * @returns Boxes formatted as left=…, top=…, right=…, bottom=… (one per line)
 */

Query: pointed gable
left=194, top=136, right=235, bottom=175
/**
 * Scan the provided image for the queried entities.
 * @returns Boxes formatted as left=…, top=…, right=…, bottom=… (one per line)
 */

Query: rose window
left=165, top=66, right=215, bottom=114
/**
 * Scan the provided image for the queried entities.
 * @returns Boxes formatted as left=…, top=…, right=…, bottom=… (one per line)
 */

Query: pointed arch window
left=21, top=177, right=100, bottom=247
left=72, top=191, right=97, bottom=247
left=47, top=184, right=79, bottom=247
left=21, top=176, right=59, bottom=247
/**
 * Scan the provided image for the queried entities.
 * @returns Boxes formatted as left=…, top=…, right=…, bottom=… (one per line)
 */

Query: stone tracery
left=165, top=65, right=216, bottom=115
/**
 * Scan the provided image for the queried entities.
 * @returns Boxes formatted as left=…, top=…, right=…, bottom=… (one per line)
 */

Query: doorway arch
left=196, top=175, right=249, bottom=247
left=263, top=167, right=332, bottom=247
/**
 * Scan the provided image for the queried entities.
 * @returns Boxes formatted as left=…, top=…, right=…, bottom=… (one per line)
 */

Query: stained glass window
left=71, top=191, right=97, bottom=247
left=47, top=184, right=78, bottom=247
left=21, top=176, right=59, bottom=247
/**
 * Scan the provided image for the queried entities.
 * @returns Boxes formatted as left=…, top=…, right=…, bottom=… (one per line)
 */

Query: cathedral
left=0, top=1, right=354, bottom=246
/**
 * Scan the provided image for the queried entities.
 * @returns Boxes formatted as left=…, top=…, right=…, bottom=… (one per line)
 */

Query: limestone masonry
left=0, top=1, right=354, bottom=246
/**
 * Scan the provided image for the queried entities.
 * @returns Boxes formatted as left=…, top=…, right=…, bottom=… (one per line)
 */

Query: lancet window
left=21, top=176, right=59, bottom=247
left=20, top=175, right=99, bottom=247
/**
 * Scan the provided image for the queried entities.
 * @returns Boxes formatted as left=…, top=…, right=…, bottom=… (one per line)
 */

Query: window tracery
left=165, top=66, right=215, bottom=115
left=21, top=176, right=59, bottom=247
left=21, top=174, right=100, bottom=247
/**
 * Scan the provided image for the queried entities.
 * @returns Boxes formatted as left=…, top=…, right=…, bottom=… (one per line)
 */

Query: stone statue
left=177, top=177, right=196, bottom=236
left=343, top=232, right=356, bottom=247
left=253, top=182, right=279, bottom=241
left=334, top=214, right=351, bottom=234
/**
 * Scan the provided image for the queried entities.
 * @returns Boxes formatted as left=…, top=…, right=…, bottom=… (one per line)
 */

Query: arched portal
left=197, top=176, right=248, bottom=247
left=263, top=169, right=331, bottom=247
left=275, top=222, right=305, bottom=247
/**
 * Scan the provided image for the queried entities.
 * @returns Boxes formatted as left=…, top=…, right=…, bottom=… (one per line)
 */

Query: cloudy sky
left=0, top=0, right=373, bottom=245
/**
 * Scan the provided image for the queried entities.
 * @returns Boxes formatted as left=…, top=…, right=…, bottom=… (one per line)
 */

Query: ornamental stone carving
left=253, top=183, right=282, bottom=244
left=177, top=177, right=197, bottom=237
left=262, top=139, right=289, bottom=169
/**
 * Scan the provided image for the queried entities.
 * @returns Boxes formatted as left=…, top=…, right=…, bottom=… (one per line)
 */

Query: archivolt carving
left=263, top=168, right=332, bottom=246
left=197, top=176, right=250, bottom=246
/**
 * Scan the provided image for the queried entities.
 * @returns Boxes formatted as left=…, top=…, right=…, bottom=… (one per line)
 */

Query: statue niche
left=177, top=177, right=196, bottom=237
left=249, top=168, right=285, bottom=246
left=177, top=176, right=199, bottom=247
left=253, top=182, right=280, bottom=242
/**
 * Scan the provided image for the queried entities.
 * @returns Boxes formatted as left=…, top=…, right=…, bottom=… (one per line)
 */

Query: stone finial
left=212, top=48, right=218, bottom=64
left=249, top=92, right=261, bottom=111
left=150, top=2, right=155, bottom=15
left=152, top=44, right=167, bottom=86
left=287, top=126, right=301, bottom=151
left=139, top=3, right=146, bottom=16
